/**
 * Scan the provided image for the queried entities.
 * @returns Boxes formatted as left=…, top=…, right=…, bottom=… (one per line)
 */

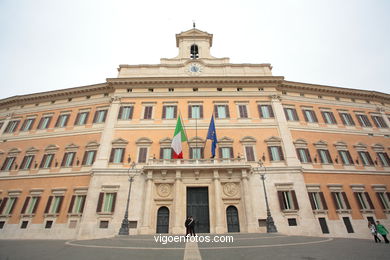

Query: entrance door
left=187, top=187, right=210, bottom=233
left=156, top=206, right=169, bottom=233
left=226, top=205, right=240, bottom=232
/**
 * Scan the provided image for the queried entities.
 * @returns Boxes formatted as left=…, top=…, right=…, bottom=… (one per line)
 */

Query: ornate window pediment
left=8, top=148, right=21, bottom=157
left=112, top=138, right=128, bottom=148
left=86, top=141, right=100, bottom=150
left=313, top=140, right=328, bottom=149
left=65, top=143, right=80, bottom=152
left=188, top=137, right=205, bottom=147
left=293, top=138, right=308, bottom=148
left=265, top=136, right=282, bottom=146
left=218, top=136, right=233, bottom=146
left=353, top=142, right=367, bottom=151
left=25, top=147, right=39, bottom=155
left=159, top=137, right=172, bottom=147
left=45, top=145, right=59, bottom=154
left=136, top=137, right=153, bottom=146
left=240, top=136, right=257, bottom=145
left=334, top=141, right=348, bottom=150
left=371, top=144, right=384, bottom=152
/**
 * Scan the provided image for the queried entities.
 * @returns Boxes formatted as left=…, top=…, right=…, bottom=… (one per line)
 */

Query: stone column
left=213, top=170, right=224, bottom=233
left=270, top=95, right=301, bottom=167
left=242, top=169, right=257, bottom=232
left=93, top=97, right=121, bottom=168
left=172, top=170, right=183, bottom=234
left=140, top=170, right=153, bottom=234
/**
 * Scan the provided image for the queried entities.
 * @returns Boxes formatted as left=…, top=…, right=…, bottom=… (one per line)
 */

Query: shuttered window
left=21, top=196, right=40, bottom=215
left=143, top=106, right=153, bottom=119
left=331, top=192, right=351, bottom=210
left=296, top=148, right=312, bottom=163
left=61, top=152, right=76, bottom=167
left=303, top=109, right=318, bottom=123
left=277, top=190, right=299, bottom=210
left=258, top=105, right=274, bottom=119
left=4, top=120, right=20, bottom=133
left=377, top=152, right=390, bottom=167
left=214, top=105, right=230, bottom=119
left=321, top=111, right=337, bottom=124
left=238, top=105, right=248, bottom=118
left=37, top=116, right=52, bottom=129
left=82, top=150, right=97, bottom=166
left=376, top=192, right=390, bottom=209
left=0, top=197, right=18, bottom=215
left=284, top=108, right=299, bottom=121
left=219, top=147, right=234, bottom=159
left=354, top=192, right=374, bottom=210
left=268, top=146, right=284, bottom=161
left=190, top=147, right=203, bottom=159
left=109, top=148, right=125, bottom=163
left=74, top=111, right=89, bottom=125
left=317, top=149, right=333, bottom=164
left=20, top=155, right=35, bottom=170
left=20, top=118, right=35, bottom=131
left=356, top=114, right=372, bottom=127
left=68, top=195, right=86, bottom=214
left=339, top=112, right=355, bottom=126
left=138, top=147, right=148, bottom=163
left=44, top=196, right=64, bottom=214
left=188, top=105, right=203, bottom=119
left=93, top=110, right=108, bottom=123
left=162, top=105, right=177, bottom=119
left=308, top=192, right=328, bottom=210
left=118, top=106, right=134, bottom=120
left=1, top=157, right=16, bottom=171
left=245, top=146, right=255, bottom=161
left=358, top=151, right=374, bottom=166
left=96, top=192, right=117, bottom=213
left=39, top=154, right=54, bottom=168
left=55, top=114, right=70, bottom=128
left=338, top=150, right=354, bottom=165
left=371, top=115, right=388, bottom=128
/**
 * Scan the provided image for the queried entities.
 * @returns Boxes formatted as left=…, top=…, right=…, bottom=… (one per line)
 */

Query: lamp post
left=257, top=160, right=277, bottom=233
left=118, top=162, right=137, bottom=235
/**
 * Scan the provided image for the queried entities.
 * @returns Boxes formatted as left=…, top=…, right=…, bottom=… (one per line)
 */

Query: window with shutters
left=302, top=109, right=318, bottom=123
left=160, top=148, right=172, bottom=160
left=93, top=109, right=108, bottom=124
left=343, top=217, right=354, bottom=233
left=338, top=150, right=354, bottom=165
left=82, top=150, right=97, bottom=166
left=20, top=155, right=35, bottom=170
left=68, top=195, right=86, bottom=215
left=214, top=104, right=230, bottom=119
left=237, top=104, right=248, bottom=119
left=20, top=118, right=35, bottom=131
left=74, top=111, right=89, bottom=125
left=268, top=146, right=284, bottom=161
left=3, top=120, right=20, bottom=133
left=118, top=106, right=134, bottom=120
left=317, top=149, right=333, bottom=164
left=376, top=192, right=390, bottom=210
left=354, top=192, right=374, bottom=212
left=37, top=115, right=52, bottom=129
left=1, top=157, right=16, bottom=171
left=308, top=192, right=328, bottom=211
left=371, top=115, right=388, bottom=128
left=0, top=197, right=18, bottom=216
left=138, top=147, right=148, bottom=163
left=44, top=196, right=64, bottom=215
left=377, top=152, right=390, bottom=167
left=358, top=151, right=374, bottom=166
left=321, top=111, right=337, bottom=124
left=39, top=154, right=55, bottom=168
left=190, top=147, right=203, bottom=159
left=284, top=107, right=299, bottom=121
left=356, top=114, right=372, bottom=127
left=331, top=192, right=351, bottom=212
left=277, top=190, right=299, bottom=211
left=188, top=105, right=203, bottom=119
left=258, top=105, right=274, bottom=119
left=20, top=196, right=40, bottom=216
left=339, top=112, right=355, bottom=126
left=109, top=148, right=125, bottom=163
left=245, top=146, right=255, bottom=161
left=162, top=105, right=177, bottom=119
left=296, top=148, right=312, bottom=163
left=143, top=106, right=153, bottom=120
left=55, top=114, right=70, bottom=128
left=219, top=147, right=234, bottom=159
left=96, top=192, right=117, bottom=214
left=61, top=152, right=76, bottom=167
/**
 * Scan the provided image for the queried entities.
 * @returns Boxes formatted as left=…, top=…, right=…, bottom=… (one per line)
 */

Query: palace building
left=0, top=28, right=389, bottom=239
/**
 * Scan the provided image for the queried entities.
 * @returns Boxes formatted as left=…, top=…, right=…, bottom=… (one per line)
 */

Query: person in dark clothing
left=184, top=216, right=191, bottom=236
left=188, top=216, right=196, bottom=236
left=368, top=221, right=381, bottom=243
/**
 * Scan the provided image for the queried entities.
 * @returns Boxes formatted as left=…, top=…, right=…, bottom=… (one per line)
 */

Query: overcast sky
left=0, top=0, right=389, bottom=100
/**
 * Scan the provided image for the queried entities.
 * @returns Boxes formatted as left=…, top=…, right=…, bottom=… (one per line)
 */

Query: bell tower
left=175, top=27, right=214, bottom=59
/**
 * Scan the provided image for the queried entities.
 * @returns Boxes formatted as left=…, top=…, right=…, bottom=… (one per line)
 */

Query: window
left=138, top=147, right=148, bottom=163
left=44, top=196, right=64, bottom=215
left=190, top=147, right=203, bottom=159
left=238, top=105, right=248, bottom=118
left=331, top=192, right=351, bottom=210
left=317, top=149, right=333, bottom=164
left=160, top=148, right=172, bottom=159
left=376, top=192, right=390, bottom=209
left=321, top=111, right=337, bottom=124
left=338, top=150, right=354, bottom=165
left=371, top=115, right=388, bottom=128
left=39, top=154, right=54, bottom=168
left=99, top=220, right=109, bottom=228
left=143, top=106, right=153, bottom=119
left=55, top=114, right=70, bottom=128
left=37, top=116, right=52, bottom=129
left=118, top=106, right=134, bottom=120
left=96, top=192, right=117, bottom=213
left=339, top=112, right=355, bottom=126
left=93, top=109, right=107, bottom=123
left=258, top=105, right=274, bottom=119
left=20, top=118, right=35, bottom=131
left=1, top=157, right=16, bottom=171
left=318, top=218, right=330, bottom=234
left=277, top=190, right=299, bottom=210
left=20, top=221, right=28, bottom=229
left=358, top=151, right=374, bottom=166
left=109, top=148, right=125, bottom=163
left=268, top=146, right=284, bottom=161
left=356, top=114, right=372, bottom=127
left=190, top=44, right=199, bottom=59
left=308, top=192, right=328, bottom=210
left=188, top=105, right=203, bottom=119
left=74, top=111, right=89, bottom=125
left=288, top=218, right=297, bottom=226
left=296, top=148, right=312, bottom=163
left=219, top=147, right=233, bottom=159
left=82, top=150, right=97, bottom=166
left=20, top=155, right=35, bottom=170
left=3, top=120, right=20, bottom=133
left=45, top=220, right=53, bottom=229
left=245, top=146, right=255, bottom=161
left=61, top=152, right=76, bottom=167
left=284, top=108, right=299, bottom=121
left=354, top=192, right=374, bottom=210
left=20, top=196, right=40, bottom=215
left=0, top=197, right=18, bottom=215
left=214, top=105, right=230, bottom=119
left=377, top=152, right=390, bottom=167
left=68, top=195, right=86, bottom=214
left=343, top=217, right=354, bottom=233
left=303, top=109, right=318, bottom=123
left=162, top=105, right=177, bottom=119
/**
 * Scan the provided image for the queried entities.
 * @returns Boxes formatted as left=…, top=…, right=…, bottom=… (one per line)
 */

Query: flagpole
left=178, top=111, right=190, bottom=155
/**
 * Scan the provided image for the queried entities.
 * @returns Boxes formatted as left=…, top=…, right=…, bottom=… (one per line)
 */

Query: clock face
left=190, top=65, right=200, bottom=72
left=188, top=63, right=202, bottom=74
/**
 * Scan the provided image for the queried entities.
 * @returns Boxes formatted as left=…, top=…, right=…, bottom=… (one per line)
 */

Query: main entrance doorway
left=186, top=187, right=210, bottom=233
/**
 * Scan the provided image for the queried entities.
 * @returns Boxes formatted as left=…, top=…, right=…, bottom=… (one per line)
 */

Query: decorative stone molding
left=334, top=141, right=348, bottom=150
left=306, top=184, right=321, bottom=192
left=293, top=139, right=308, bottom=148
left=85, top=141, right=100, bottom=150
left=264, top=136, right=282, bottom=146
left=136, top=137, right=153, bottom=146
left=239, top=136, right=257, bottom=145
left=7, top=148, right=21, bottom=157
left=101, top=185, right=120, bottom=192
left=157, top=183, right=171, bottom=198
left=188, top=137, right=205, bottom=147
left=354, top=142, right=367, bottom=151
left=73, top=187, right=88, bottom=195
left=218, top=136, right=234, bottom=146
left=223, top=182, right=239, bottom=197
left=371, top=184, right=386, bottom=192
left=44, top=144, right=59, bottom=153
left=270, top=94, right=281, bottom=101
left=350, top=184, right=365, bottom=192
left=51, top=188, right=67, bottom=195
left=327, top=184, right=343, bottom=191
left=313, top=140, right=328, bottom=149
left=65, top=143, right=80, bottom=152
left=371, top=144, right=385, bottom=152
left=275, top=182, right=294, bottom=190
left=8, top=189, right=22, bottom=196
left=111, top=138, right=129, bottom=148
left=159, top=137, right=172, bottom=147
left=25, top=147, right=39, bottom=155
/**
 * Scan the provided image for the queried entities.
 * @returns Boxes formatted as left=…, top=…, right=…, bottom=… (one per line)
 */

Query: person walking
left=368, top=221, right=381, bottom=243
left=376, top=221, right=389, bottom=243
left=188, top=216, right=196, bottom=236
left=185, top=216, right=191, bottom=236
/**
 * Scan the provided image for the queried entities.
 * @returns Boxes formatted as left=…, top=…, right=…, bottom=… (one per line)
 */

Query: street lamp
left=257, top=160, right=277, bottom=233
left=118, top=161, right=138, bottom=235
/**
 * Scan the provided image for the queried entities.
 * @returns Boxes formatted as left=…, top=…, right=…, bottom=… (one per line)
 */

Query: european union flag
left=206, top=115, right=218, bottom=158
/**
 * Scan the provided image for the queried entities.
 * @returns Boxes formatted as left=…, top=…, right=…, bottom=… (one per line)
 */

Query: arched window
left=156, top=206, right=169, bottom=233
left=226, top=205, right=240, bottom=232
left=190, top=44, right=199, bottom=59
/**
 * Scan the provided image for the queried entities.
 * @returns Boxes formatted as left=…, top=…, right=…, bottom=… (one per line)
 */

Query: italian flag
left=171, top=115, right=187, bottom=159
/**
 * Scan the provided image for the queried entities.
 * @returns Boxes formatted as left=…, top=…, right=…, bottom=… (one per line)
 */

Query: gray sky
left=0, top=0, right=389, bottom=100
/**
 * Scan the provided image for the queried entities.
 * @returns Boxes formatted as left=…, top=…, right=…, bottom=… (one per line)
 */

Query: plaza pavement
left=1, top=233, right=390, bottom=260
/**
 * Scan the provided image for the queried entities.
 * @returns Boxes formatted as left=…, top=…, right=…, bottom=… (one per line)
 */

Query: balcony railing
left=147, top=158, right=249, bottom=166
